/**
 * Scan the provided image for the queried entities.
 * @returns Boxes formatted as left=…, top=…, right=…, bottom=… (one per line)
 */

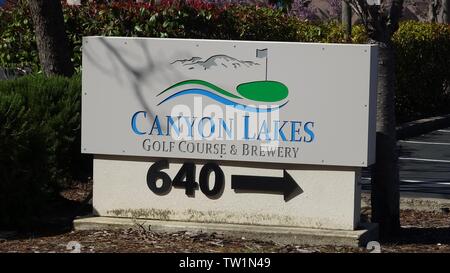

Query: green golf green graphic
left=159, top=49, right=289, bottom=111
left=236, top=81, right=288, bottom=102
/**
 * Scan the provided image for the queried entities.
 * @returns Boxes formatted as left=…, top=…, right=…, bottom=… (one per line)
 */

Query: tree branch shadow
left=83, top=37, right=191, bottom=133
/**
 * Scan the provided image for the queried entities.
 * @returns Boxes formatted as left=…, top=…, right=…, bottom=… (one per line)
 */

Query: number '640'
left=146, top=160, right=225, bottom=198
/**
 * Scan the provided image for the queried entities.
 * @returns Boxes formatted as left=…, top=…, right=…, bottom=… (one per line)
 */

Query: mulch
left=1, top=181, right=450, bottom=253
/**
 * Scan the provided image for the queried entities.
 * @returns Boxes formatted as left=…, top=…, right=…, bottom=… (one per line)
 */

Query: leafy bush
left=0, top=91, right=47, bottom=227
left=393, top=21, right=450, bottom=122
left=2, top=1, right=448, bottom=121
left=1, top=1, right=350, bottom=72
left=0, top=74, right=82, bottom=228
left=0, top=1, right=38, bottom=71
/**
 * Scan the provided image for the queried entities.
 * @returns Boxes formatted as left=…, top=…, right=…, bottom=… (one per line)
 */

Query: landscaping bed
left=1, top=181, right=450, bottom=253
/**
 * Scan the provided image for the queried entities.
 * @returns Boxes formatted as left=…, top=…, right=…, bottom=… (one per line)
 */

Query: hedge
left=0, top=1, right=359, bottom=71
left=393, top=21, right=450, bottom=122
left=1, top=1, right=449, bottom=122
left=0, top=74, right=82, bottom=228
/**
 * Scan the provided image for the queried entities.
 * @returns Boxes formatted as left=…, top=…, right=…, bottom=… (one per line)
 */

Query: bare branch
left=345, top=0, right=404, bottom=42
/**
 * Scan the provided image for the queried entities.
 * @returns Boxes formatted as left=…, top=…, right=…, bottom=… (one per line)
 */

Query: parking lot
left=362, top=127, right=450, bottom=198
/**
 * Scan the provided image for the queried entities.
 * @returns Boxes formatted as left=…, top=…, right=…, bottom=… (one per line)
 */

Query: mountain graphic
left=171, top=54, right=260, bottom=71
left=161, top=50, right=288, bottom=112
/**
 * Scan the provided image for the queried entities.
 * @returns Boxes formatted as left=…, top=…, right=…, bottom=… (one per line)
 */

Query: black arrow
left=231, top=170, right=303, bottom=202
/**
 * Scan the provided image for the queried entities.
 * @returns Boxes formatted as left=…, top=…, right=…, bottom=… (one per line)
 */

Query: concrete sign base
left=73, top=216, right=378, bottom=247
left=92, top=155, right=362, bottom=230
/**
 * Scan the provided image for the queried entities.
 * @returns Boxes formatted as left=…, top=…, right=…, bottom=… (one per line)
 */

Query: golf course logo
left=130, top=48, right=315, bottom=143
left=157, top=49, right=289, bottom=113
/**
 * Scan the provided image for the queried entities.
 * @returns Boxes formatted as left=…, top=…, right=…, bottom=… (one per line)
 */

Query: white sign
left=93, top=156, right=361, bottom=230
left=82, top=37, right=377, bottom=167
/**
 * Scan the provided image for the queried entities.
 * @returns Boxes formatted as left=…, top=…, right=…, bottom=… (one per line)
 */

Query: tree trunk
left=371, top=40, right=400, bottom=239
left=28, top=0, right=74, bottom=77
left=346, top=0, right=402, bottom=240
left=443, top=0, right=449, bottom=23
left=342, top=1, right=352, bottom=40
left=429, top=0, right=442, bottom=22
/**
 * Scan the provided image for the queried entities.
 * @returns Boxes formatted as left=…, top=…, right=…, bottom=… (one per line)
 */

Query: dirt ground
left=1, top=181, right=450, bottom=253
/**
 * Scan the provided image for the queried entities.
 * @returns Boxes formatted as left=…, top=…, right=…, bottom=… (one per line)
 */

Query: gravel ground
left=1, top=182, right=450, bottom=253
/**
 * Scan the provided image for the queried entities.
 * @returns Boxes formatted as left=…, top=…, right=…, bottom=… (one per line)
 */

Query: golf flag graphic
left=256, top=48, right=268, bottom=80
left=256, top=48, right=268, bottom=58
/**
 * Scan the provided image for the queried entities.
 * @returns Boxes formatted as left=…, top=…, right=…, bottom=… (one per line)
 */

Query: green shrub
left=0, top=91, right=48, bottom=227
left=1, top=1, right=350, bottom=72
left=0, top=74, right=82, bottom=228
left=2, top=2, right=449, bottom=121
left=393, top=21, right=450, bottom=122
left=0, top=1, right=39, bottom=71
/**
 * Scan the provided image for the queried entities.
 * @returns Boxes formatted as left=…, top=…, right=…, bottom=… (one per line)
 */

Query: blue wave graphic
left=157, top=88, right=288, bottom=113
